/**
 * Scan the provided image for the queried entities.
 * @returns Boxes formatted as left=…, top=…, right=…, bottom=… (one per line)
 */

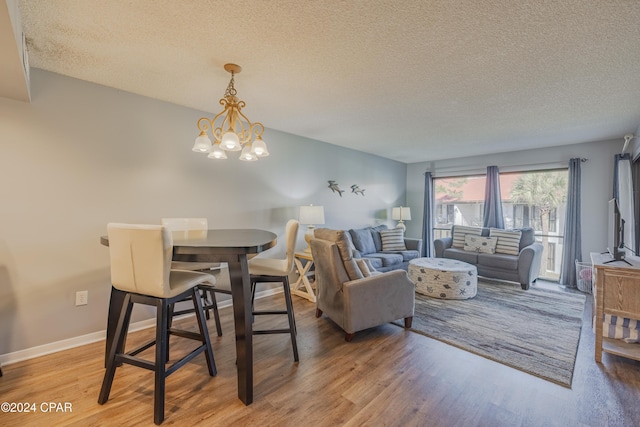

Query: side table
left=292, top=251, right=316, bottom=302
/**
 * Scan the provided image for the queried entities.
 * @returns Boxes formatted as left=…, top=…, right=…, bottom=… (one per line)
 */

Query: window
left=549, top=208, right=557, bottom=233
left=433, top=169, right=568, bottom=280
left=433, top=175, right=486, bottom=238
left=546, top=242, right=556, bottom=272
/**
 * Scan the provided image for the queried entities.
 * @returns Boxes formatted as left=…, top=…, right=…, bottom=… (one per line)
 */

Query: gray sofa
left=347, top=225, right=422, bottom=272
left=434, top=226, right=543, bottom=290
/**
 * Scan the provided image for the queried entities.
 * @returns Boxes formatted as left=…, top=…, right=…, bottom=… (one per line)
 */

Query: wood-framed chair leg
left=404, top=316, right=413, bottom=328
left=192, top=288, right=216, bottom=375
left=281, top=277, right=299, bottom=361
left=315, top=308, right=323, bottom=318
left=344, top=333, right=355, bottom=342
left=207, top=289, right=223, bottom=337
left=250, top=274, right=299, bottom=361
left=154, top=300, right=169, bottom=425
left=98, top=294, right=133, bottom=405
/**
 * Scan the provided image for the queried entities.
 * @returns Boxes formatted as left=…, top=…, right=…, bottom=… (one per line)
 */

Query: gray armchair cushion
left=349, top=228, right=377, bottom=254
left=315, top=228, right=364, bottom=281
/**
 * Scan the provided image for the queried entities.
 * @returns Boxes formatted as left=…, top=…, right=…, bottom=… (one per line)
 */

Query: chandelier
left=192, top=63, right=269, bottom=161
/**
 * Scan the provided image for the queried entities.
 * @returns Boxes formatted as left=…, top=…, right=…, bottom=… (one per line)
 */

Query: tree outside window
left=508, top=171, right=567, bottom=276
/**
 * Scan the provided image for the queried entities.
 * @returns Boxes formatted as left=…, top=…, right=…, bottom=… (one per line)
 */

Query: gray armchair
left=310, top=228, right=415, bottom=342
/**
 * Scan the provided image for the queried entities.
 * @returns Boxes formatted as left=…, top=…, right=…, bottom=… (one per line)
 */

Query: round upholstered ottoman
left=408, top=258, right=477, bottom=299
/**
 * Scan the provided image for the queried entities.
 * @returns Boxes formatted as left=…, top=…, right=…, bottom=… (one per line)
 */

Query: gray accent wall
left=0, top=69, right=407, bottom=356
left=406, top=140, right=622, bottom=261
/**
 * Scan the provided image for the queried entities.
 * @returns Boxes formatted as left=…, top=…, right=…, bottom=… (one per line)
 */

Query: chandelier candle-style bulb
left=207, top=142, right=227, bottom=159
left=193, top=63, right=269, bottom=161
left=250, top=136, right=269, bottom=157
left=239, top=143, right=258, bottom=161
left=192, top=131, right=212, bottom=152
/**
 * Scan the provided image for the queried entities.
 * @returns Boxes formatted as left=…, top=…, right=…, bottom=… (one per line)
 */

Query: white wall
left=0, top=69, right=407, bottom=357
left=406, top=140, right=622, bottom=260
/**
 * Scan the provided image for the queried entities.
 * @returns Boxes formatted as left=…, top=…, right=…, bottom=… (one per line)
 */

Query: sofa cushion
left=518, top=227, right=536, bottom=249
left=349, top=227, right=377, bottom=255
left=452, top=225, right=483, bottom=248
left=490, top=228, right=522, bottom=256
left=395, top=250, right=420, bottom=262
left=478, top=252, right=519, bottom=270
left=464, top=235, right=497, bottom=254
left=366, top=252, right=404, bottom=267
left=380, top=228, right=407, bottom=251
left=370, top=224, right=388, bottom=252
left=314, top=228, right=364, bottom=281
left=443, top=248, right=478, bottom=265
left=364, top=256, right=384, bottom=269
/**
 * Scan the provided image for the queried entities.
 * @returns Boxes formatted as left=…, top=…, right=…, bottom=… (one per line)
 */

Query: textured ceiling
left=8, top=0, right=640, bottom=163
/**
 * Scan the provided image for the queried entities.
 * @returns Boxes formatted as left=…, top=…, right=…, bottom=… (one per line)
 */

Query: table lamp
left=392, top=206, right=411, bottom=231
left=299, top=205, right=325, bottom=253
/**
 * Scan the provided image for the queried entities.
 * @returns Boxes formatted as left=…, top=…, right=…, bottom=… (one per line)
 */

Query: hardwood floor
left=1, top=286, right=640, bottom=426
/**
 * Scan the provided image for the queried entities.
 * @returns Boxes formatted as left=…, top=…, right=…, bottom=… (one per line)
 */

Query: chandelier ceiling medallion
left=192, top=63, right=269, bottom=161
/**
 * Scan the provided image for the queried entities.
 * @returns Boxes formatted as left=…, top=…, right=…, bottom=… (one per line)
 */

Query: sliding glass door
left=433, top=169, right=568, bottom=280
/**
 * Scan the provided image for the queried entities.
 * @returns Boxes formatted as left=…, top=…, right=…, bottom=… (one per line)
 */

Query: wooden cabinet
left=591, top=252, right=640, bottom=362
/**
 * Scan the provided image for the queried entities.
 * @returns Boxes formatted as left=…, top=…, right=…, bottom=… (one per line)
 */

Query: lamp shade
left=391, top=206, right=411, bottom=221
left=299, top=205, right=325, bottom=225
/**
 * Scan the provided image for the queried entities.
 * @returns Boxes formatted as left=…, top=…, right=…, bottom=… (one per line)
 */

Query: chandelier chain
left=224, top=73, right=237, bottom=98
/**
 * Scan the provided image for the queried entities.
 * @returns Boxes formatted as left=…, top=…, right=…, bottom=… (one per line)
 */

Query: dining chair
left=98, top=223, right=216, bottom=425
left=161, top=217, right=231, bottom=336
left=248, top=219, right=300, bottom=361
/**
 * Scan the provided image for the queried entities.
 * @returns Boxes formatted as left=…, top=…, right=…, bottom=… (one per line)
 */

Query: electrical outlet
left=75, top=290, right=88, bottom=306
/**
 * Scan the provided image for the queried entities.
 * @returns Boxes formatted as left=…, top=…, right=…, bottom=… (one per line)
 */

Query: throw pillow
left=490, top=228, right=522, bottom=256
left=349, top=228, right=377, bottom=254
left=463, top=235, right=497, bottom=254
left=356, top=258, right=372, bottom=277
left=380, top=228, right=407, bottom=251
left=452, top=225, right=483, bottom=248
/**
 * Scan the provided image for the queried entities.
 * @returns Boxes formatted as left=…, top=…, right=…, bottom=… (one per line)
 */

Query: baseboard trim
left=0, top=288, right=283, bottom=367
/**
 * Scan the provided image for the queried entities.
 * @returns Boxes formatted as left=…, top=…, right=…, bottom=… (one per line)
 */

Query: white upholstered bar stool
left=98, top=223, right=216, bottom=425
left=161, top=218, right=231, bottom=336
left=248, top=219, right=300, bottom=361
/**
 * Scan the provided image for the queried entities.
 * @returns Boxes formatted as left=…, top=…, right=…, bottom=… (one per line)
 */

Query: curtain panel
left=559, top=158, right=582, bottom=288
left=421, top=172, right=434, bottom=257
left=482, top=165, right=505, bottom=229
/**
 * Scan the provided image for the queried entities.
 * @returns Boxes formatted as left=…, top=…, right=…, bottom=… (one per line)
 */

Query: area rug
left=395, top=280, right=586, bottom=387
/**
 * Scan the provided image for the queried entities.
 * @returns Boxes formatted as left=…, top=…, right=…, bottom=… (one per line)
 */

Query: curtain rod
left=424, top=158, right=588, bottom=176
